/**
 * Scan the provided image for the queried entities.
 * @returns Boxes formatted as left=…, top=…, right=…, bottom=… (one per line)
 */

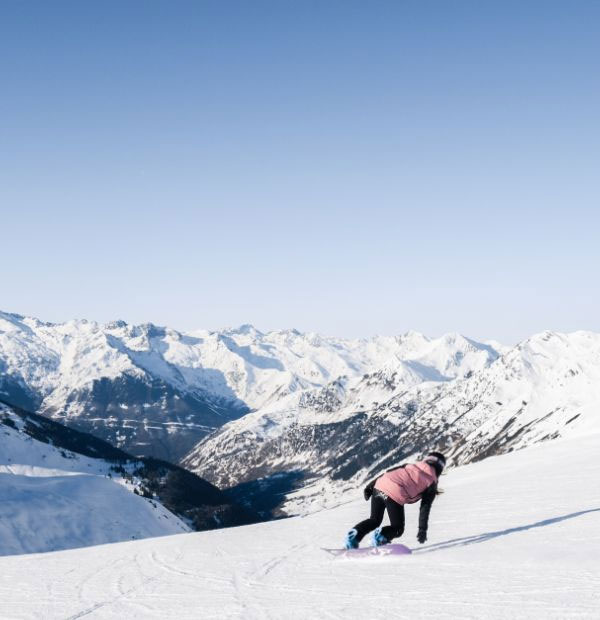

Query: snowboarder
left=344, top=452, right=446, bottom=549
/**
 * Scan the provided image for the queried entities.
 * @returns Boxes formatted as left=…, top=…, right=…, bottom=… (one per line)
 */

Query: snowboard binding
left=371, top=527, right=389, bottom=547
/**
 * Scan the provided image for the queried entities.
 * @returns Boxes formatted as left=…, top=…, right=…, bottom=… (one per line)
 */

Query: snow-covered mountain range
left=184, top=331, right=600, bottom=515
left=0, top=310, right=500, bottom=461
left=3, top=310, right=599, bottom=520
left=0, top=400, right=257, bottom=555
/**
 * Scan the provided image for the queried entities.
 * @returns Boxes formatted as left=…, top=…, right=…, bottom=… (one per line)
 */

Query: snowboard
left=322, top=544, right=412, bottom=558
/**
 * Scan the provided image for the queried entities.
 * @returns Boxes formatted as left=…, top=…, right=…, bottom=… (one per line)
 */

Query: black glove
left=363, top=479, right=376, bottom=501
left=417, top=529, right=427, bottom=544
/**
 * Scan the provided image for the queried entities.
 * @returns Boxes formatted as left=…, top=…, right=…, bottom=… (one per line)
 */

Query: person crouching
left=345, top=451, right=446, bottom=549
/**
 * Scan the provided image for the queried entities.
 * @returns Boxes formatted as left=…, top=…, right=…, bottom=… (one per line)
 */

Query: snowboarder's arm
left=363, top=478, right=376, bottom=500
left=417, top=483, right=437, bottom=542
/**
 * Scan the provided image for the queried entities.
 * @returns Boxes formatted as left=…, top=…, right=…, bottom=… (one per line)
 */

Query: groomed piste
left=1, top=431, right=598, bottom=619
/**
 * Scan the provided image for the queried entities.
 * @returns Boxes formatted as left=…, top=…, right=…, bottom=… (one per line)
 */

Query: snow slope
left=0, top=474, right=189, bottom=557
left=0, top=401, right=259, bottom=556
left=1, top=432, right=598, bottom=619
left=0, top=404, right=190, bottom=556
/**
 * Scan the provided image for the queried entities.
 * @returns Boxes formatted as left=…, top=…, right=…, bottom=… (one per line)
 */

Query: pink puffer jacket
left=374, top=461, right=438, bottom=505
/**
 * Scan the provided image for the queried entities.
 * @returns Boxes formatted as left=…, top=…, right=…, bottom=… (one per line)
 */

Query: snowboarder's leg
left=380, top=498, right=405, bottom=542
left=350, top=491, right=386, bottom=543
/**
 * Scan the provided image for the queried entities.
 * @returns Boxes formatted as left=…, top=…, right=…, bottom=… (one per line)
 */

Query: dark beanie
left=427, top=451, right=446, bottom=467
left=425, top=452, right=446, bottom=476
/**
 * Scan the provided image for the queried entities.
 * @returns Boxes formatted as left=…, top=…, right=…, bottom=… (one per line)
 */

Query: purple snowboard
left=322, top=544, right=412, bottom=558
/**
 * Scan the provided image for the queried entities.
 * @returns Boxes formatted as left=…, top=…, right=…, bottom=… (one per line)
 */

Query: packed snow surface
left=2, top=432, right=598, bottom=619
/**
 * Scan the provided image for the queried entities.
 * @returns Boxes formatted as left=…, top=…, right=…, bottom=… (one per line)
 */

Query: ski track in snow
left=1, top=433, right=600, bottom=619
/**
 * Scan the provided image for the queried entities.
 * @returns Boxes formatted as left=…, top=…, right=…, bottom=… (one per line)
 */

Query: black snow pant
left=353, top=490, right=405, bottom=542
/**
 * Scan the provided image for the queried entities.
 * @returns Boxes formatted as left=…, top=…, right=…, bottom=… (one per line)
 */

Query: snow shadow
left=416, top=508, right=600, bottom=554
left=219, top=336, right=285, bottom=371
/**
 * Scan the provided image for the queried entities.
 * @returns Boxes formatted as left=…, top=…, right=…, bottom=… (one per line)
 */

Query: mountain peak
left=225, top=324, right=264, bottom=337
left=104, top=319, right=128, bottom=330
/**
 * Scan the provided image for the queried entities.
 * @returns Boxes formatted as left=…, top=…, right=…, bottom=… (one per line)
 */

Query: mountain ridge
left=0, top=310, right=500, bottom=461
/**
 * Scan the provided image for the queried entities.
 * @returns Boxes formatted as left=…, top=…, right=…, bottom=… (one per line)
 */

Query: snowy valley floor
left=2, top=434, right=600, bottom=620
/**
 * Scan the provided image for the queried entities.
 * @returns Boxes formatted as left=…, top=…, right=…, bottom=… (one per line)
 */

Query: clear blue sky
left=2, top=1, right=599, bottom=343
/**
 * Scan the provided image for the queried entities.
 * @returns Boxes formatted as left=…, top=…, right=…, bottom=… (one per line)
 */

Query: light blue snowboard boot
left=371, top=527, right=389, bottom=547
left=344, top=528, right=359, bottom=549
